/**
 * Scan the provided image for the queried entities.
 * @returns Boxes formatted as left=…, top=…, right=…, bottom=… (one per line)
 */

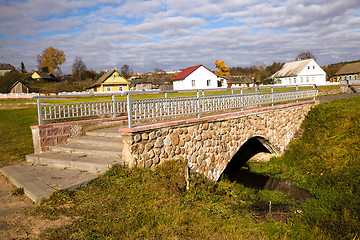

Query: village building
left=334, top=62, right=360, bottom=84
left=8, top=80, right=36, bottom=94
left=31, top=71, right=54, bottom=81
left=0, top=64, right=15, bottom=76
left=227, top=75, right=256, bottom=88
left=87, top=69, right=130, bottom=93
left=172, top=65, right=227, bottom=90
left=271, top=59, right=327, bottom=86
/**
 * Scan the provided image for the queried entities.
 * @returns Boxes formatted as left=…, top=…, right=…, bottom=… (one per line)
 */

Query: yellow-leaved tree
left=215, top=60, right=230, bottom=76
left=37, top=46, right=66, bottom=74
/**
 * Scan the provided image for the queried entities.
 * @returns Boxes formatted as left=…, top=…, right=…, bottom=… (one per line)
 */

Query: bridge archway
left=219, top=136, right=278, bottom=180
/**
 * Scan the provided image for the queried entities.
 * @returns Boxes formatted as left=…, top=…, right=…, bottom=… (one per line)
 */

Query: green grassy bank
left=30, top=96, right=360, bottom=239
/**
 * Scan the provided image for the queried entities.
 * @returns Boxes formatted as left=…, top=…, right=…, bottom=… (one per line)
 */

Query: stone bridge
left=118, top=100, right=315, bottom=181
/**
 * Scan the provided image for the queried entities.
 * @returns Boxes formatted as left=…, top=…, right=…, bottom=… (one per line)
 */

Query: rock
left=171, top=132, right=179, bottom=145
left=164, top=135, right=172, bottom=147
left=154, top=138, right=164, bottom=148
left=145, top=142, right=154, bottom=151
left=133, top=134, right=142, bottom=143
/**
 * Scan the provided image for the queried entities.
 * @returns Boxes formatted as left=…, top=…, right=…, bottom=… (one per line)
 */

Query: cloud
left=0, top=0, right=359, bottom=74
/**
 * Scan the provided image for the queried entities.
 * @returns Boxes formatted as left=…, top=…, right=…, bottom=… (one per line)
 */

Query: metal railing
left=32, top=85, right=318, bottom=127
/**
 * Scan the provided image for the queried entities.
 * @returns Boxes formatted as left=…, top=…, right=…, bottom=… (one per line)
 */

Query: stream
left=226, top=167, right=314, bottom=201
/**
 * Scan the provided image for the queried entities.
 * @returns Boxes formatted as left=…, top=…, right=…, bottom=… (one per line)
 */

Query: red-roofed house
left=172, top=65, right=227, bottom=90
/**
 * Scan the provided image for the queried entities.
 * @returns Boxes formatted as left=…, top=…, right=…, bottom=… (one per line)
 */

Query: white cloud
left=0, top=0, right=359, bottom=73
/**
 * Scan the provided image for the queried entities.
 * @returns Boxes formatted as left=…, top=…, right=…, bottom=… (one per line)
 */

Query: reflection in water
left=227, top=168, right=314, bottom=201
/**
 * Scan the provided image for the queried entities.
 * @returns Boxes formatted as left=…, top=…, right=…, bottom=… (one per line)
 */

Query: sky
left=1, top=0, right=360, bottom=74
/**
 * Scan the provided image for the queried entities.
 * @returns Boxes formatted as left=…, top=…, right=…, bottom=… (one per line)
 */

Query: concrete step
left=68, top=135, right=123, bottom=148
left=49, top=143, right=123, bottom=158
left=86, top=127, right=122, bottom=138
left=0, top=163, right=99, bottom=203
left=26, top=152, right=123, bottom=172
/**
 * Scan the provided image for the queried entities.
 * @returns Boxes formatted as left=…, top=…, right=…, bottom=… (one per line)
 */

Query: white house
left=272, top=59, right=326, bottom=86
left=172, top=65, right=227, bottom=90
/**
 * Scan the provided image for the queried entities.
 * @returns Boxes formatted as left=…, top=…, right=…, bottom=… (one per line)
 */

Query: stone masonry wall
left=120, top=102, right=314, bottom=181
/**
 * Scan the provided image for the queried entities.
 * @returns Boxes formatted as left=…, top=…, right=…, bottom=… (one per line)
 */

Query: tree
left=72, top=57, right=87, bottom=80
left=120, top=64, right=133, bottom=79
left=295, top=51, right=317, bottom=62
left=215, top=60, right=230, bottom=76
left=19, top=61, right=27, bottom=73
left=37, top=46, right=66, bottom=74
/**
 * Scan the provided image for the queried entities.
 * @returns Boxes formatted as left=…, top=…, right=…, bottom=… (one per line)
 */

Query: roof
left=272, top=59, right=313, bottom=78
left=335, top=62, right=360, bottom=75
left=172, top=65, right=203, bottom=81
left=33, top=71, right=52, bottom=79
left=0, top=63, right=15, bottom=71
left=8, top=81, right=29, bottom=91
left=89, top=69, right=128, bottom=88
left=227, top=75, right=253, bottom=84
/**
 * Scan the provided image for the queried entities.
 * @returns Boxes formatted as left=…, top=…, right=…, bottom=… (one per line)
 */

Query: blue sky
left=1, top=0, right=360, bottom=74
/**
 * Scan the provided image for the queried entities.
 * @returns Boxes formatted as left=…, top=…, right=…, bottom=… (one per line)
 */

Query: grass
left=0, top=107, right=38, bottom=167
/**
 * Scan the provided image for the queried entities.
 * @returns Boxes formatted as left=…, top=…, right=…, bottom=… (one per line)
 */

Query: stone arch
left=219, top=136, right=279, bottom=180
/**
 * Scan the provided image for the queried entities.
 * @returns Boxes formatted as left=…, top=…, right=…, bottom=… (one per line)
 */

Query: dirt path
left=0, top=174, right=73, bottom=239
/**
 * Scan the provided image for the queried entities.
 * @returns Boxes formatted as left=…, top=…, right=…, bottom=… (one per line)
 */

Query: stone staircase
left=0, top=127, right=124, bottom=203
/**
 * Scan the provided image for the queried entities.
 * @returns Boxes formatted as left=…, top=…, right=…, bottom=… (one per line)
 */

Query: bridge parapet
left=119, top=100, right=315, bottom=181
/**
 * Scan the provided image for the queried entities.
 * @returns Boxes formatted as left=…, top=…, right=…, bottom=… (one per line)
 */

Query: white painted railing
left=32, top=85, right=318, bottom=127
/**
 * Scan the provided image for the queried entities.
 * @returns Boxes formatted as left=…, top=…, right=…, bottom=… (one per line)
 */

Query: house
left=227, top=75, right=256, bottom=88
left=272, top=59, right=326, bottom=85
left=172, top=65, right=227, bottom=90
left=31, top=71, right=54, bottom=81
left=8, top=80, right=36, bottom=94
left=334, top=62, right=360, bottom=84
left=130, top=77, right=173, bottom=91
left=0, top=63, right=15, bottom=76
left=87, top=69, right=130, bottom=93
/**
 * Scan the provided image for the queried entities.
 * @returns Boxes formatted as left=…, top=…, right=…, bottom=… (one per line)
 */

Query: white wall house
left=272, top=59, right=327, bottom=86
left=172, top=65, right=227, bottom=90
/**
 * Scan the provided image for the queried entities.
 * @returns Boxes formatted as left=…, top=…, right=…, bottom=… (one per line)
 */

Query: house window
left=293, top=78, right=296, bottom=84
left=313, top=66, right=315, bottom=69
left=207, top=79, right=211, bottom=86
left=301, top=77, right=303, bottom=83
left=354, top=75, right=358, bottom=80
left=118, top=86, right=123, bottom=91
left=306, top=77, right=309, bottom=82
left=344, top=76, right=347, bottom=80
left=308, top=66, right=310, bottom=69
left=339, top=76, right=342, bottom=80
left=312, top=77, right=315, bottom=82
left=349, top=76, right=352, bottom=80
left=191, top=80, right=196, bottom=87
left=106, top=87, right=111, bottom=92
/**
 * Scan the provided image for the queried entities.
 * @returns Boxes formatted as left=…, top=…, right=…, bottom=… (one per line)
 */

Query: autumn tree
left=72, top=57, right=87, bottom=80
left=37, top=46, right=66, bottom=75
left=215, top=60, right=230, bottom=76
left=295, top=51, right=317, bottom=62
left=120, top=64, right=133, bottom=79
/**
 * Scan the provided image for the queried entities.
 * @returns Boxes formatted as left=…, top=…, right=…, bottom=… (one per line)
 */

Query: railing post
left=37, top=97, right=43, bottom=125
left=112, top=94, right=116, bottom=118
left=296, top=85, right=299, bottom=102
left=241, top=88, right=244, bottom=111
left=271, top=87, right=274, bottom=107
left=313, top=84, right=317, bottom=100
left=127, top=93, right=133, bottom=128
left=165, top=91, right=168, bottom=99
left=231, top=89, right=234, bottom=95
left=197, top=90, right=201, bottom=118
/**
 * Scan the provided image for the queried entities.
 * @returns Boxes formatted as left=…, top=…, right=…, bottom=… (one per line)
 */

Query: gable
left=32, top=72, right=41, bottom=79
left=102, top=70, right=129, bottom=85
